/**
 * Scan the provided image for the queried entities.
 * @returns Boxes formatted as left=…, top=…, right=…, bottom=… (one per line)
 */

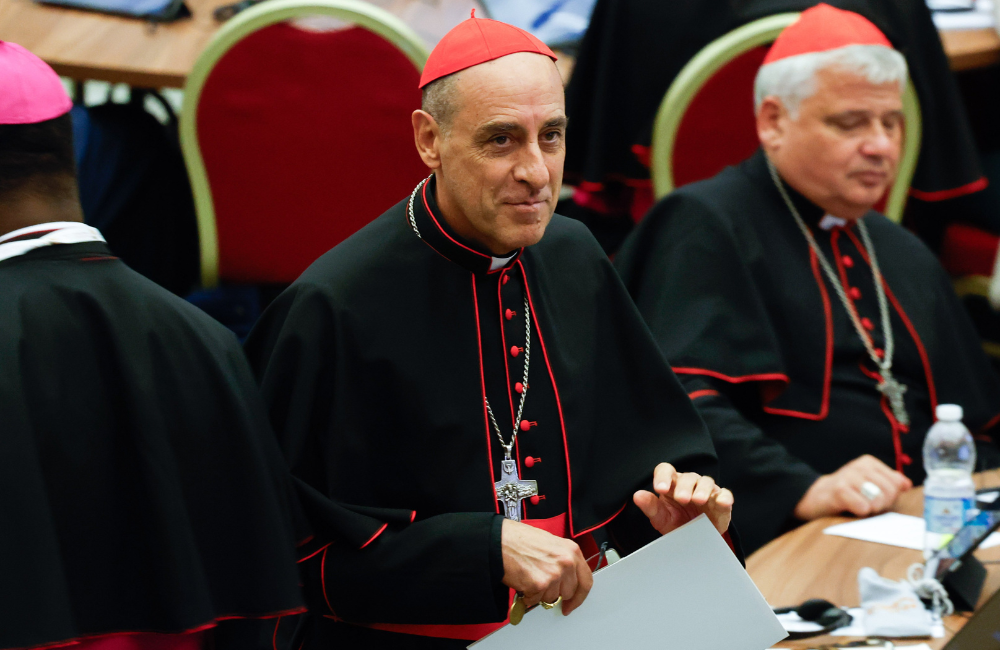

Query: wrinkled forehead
left=810, top=66, right=904, bottom=109
left=451, top=53, right=565, bottom=126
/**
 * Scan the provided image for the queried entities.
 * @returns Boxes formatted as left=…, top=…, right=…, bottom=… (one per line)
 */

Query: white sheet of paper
left=979, top=489, right=1000, bottom=504
left=469, top=515, right=786, bottom=650
left=931, top=0, right=995, bottom=30
left=823, top=512, right=1000, bottom=550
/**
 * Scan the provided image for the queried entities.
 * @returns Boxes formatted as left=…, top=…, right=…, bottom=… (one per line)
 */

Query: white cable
left=906, top=563, right=954, bottom=619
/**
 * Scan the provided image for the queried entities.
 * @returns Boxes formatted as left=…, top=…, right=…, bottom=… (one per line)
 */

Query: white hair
left=753, top=44, right=908, bottom=116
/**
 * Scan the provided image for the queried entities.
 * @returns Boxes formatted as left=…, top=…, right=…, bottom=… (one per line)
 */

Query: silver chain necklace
left=766, top=156, right=909, bottom=427
left=406, top=176, right=430, bottom=239
left=405, top=178, right=539, bottom=520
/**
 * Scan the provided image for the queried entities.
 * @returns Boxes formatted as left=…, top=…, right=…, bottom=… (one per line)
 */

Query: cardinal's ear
left=756, top=96, right=788, bottom=154
left=412, top=110, right=442, bottom=170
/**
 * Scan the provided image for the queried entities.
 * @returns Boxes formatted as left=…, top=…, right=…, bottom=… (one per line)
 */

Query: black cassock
left=0, top=240, right=304, bottom=649
left=244, top=176, right=726, bottom=649
left=615, top=150, right=1000, bottom=554
left=566, top=0, right=998, bottom=244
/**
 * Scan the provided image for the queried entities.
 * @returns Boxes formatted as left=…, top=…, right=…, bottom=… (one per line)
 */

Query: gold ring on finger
left=540, top=596, right=563, bottom=609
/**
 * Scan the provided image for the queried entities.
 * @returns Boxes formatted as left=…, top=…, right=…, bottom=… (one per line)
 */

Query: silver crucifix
left=878, top=371, right=909, bottom=427
left=494, top=453, right=537, bottom=522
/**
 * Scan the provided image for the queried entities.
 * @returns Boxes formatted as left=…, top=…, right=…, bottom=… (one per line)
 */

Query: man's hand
left=633, top=463, right=734, bottom=536
left=794, top=454, right=912, bottom=520
left=501, top=519, right=593, bottom=615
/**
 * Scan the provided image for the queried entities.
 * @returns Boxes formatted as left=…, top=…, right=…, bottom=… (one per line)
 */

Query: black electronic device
left=941, top=585, right=1000, bottom=649
left=772, top=598, right=853, bottom=640
left=929, top=499, right=1000, bottom=581
left=926, top=496, right=1000, bottom=611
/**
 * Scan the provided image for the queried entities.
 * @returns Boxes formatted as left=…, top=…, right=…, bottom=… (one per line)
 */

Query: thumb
left=633, top=490, right=659, bottom=519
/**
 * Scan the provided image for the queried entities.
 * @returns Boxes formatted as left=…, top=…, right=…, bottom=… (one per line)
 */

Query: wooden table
left=940, top=28, right=1000, bottom=71
left=0, top=0, right=998, bottom=88
left=747, top=469, right=1000, bottom=649
left=0, top=0, right=220, bottom=87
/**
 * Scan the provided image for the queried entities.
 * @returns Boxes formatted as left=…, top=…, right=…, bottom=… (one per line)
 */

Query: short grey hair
left=753, top=44, right=908, bottom=116
left=421, top=72, right=461, bottom=134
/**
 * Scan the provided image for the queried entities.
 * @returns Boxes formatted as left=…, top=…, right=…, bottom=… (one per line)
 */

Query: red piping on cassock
left=471, top=277, right=500, bottom=512
left=909, top=177, right=988, bottom=202
left=843, top=228, right=938, bottom=414
left=517, top=260, right=579, bottom=535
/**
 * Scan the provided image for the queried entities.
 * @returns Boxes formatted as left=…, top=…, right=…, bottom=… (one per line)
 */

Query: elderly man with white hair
left=615, top=3, right=1000, bottom=554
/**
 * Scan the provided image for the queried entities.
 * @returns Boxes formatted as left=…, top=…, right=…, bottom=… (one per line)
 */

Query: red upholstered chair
left=649, top=12, right=922, bottom=224
left=180, top=0, right=430, bottom=286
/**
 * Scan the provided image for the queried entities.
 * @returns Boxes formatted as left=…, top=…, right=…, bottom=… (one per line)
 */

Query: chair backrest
left=649, top=13, right=922, bottom=224
left=180, top=0, right=430, bottom=287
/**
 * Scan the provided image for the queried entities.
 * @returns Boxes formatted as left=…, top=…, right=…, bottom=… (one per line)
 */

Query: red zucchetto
left=0, top=41, right=72, bottom=125
left=418, top=9, right=557, bottom=88
left=762, top=3, right=893, bottom=66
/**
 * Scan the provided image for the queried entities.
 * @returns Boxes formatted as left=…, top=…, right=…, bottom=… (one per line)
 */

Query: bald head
left=411, top=52, right=566, bottom=254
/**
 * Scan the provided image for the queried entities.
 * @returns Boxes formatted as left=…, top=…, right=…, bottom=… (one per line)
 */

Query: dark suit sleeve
left=299, top=512, right=507, bottom=625
left=245, top=283, right=509, bottom=626
left=681, top=375, right=819, bottom=553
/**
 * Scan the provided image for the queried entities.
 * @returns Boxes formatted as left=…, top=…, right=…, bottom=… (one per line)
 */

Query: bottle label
left=924, top=495, right=974, bottom=535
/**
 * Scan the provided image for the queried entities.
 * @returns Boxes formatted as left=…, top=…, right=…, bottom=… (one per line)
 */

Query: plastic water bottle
left=923, top=404, right=976, bottom=557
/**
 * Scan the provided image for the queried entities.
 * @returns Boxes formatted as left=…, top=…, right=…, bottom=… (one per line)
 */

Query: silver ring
left=860, top=481, right=883, bottom=502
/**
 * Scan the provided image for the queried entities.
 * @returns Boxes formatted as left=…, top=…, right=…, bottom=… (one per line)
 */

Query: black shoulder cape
left=565, top=0, right=997, bottom=237
left=615, top=150, right=1000, bottom=434
left=0, top=242, right=303, bottom=650
left=244, top=190, right=720, bottom=634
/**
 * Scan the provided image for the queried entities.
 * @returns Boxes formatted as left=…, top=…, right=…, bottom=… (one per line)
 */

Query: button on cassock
left=861, top=317, right=875, bottom=331
left=849, top=287, right=861, bottom=300
left=510, top=346, right=522, bottom=357
left=515, top=381, right=524, bottom=393
left=505, top=309, right=515, bottom=320
left=841, top=255, right=854, bottom=268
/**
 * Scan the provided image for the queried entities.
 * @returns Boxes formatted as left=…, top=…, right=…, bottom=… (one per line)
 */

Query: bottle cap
left=935, top=404, right=963, bottom=421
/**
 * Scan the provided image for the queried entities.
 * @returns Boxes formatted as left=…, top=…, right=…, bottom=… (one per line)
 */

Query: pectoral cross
left=878, top=372, right=910, bottom=427
left=495, top=454, right=537, bottom=522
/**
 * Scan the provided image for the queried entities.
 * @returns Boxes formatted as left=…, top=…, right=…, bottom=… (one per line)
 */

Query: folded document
left=470, top=515, right=786, bottom=650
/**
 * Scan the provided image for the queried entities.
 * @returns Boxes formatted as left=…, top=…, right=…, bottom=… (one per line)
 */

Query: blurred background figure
left=614, top=5, right=1000, bottom=554
left=564, top=0, right=1000, bottom=256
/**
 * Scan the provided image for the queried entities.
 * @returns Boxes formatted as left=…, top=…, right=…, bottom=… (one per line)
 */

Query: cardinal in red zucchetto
left=246, top=11, right=738, bottom=650
left=615, top=4, right=1000, bottom=555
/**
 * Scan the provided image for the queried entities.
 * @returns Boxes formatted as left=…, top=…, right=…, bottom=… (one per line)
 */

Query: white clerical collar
left=489, top=253, right=516, bottom=271
left=818, top=214, right=848, bottom=231
left=0, top=222, right=106, bottom=263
